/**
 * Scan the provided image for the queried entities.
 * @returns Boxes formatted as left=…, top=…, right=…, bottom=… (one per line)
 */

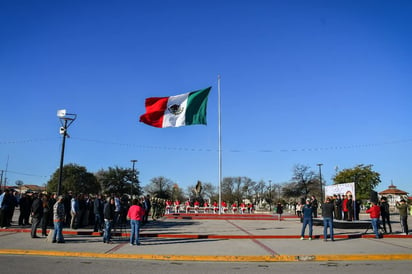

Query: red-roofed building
left=379, top=183, right=409, bottom=209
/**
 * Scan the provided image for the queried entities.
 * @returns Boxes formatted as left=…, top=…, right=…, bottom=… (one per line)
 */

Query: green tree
left=96, top=166, right=141, bottom=196
left=47, top=163, right=100, bottom=194
left=332, top=164, right=381, bottom=199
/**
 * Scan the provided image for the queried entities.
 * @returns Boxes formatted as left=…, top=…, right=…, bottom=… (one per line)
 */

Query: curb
left=0, top=249, right=411, bottom=262
left=1, top=228, right=411, bottom=239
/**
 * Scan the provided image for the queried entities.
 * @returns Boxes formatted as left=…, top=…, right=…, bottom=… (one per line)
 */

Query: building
left=379, top=183, right=409, bottom=210
left=12, top=184, right=46, bottom=194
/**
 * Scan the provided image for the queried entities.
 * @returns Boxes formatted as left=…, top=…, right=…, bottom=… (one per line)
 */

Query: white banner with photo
left=324, top=182, right=356, bottom=200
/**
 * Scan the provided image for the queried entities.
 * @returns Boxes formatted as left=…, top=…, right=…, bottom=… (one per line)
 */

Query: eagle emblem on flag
left=168, top=104, right=184, bottom=115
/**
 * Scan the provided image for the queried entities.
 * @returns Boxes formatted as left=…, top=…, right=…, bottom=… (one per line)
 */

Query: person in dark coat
left=103, top=197, right=115, bottom=244
left=321, top=197, right=335, bottom=241
left=380, top=197, right=392, bottom=234
left=41, top=194, right=51, bottom=237
left=18, top=193, right=31, bottom=226
left=300, top=199, right=314, bottom=240
left=310, top=196, right=318, bottom=218
left=333, top=194, right=342, bottom=220
left=93, top=195, right=104, bottom=232
left=30, top=193, right=43, bottom=238
left=142, top=195, right=151, bottom=225
left=276, top=202, right=283, bottom=221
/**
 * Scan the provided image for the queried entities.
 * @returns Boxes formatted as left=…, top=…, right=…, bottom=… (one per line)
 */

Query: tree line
left=45, top=163, right=381, bottom=206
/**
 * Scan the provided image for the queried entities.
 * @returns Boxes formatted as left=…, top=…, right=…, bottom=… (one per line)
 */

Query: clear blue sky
left=1, top=0, right=411, bottom=195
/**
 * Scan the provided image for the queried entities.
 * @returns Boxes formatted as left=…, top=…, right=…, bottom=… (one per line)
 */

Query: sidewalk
left=0, top=213, right=411, bottom=262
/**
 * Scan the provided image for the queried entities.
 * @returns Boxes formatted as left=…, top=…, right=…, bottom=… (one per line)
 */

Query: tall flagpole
left=218, top=74, right=222, bottom=214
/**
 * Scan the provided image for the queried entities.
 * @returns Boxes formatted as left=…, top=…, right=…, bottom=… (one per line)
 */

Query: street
left=1, top=255, right=411, bottom=274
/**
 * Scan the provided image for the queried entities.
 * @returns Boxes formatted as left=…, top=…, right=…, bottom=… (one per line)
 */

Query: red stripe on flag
left=139, top=96, right=169, bottom=128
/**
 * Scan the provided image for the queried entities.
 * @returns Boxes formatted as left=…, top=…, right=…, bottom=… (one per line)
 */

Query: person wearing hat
left=300, top=198, right=314, bottom=240
left=52, top=195, right=65, bottom=243
left=396, top=199, right=409, bottom=235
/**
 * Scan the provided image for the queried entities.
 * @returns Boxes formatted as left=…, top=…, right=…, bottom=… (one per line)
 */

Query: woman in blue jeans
left=127, top=198, right=145, bottom=246
left=52, top=195, right=65, bottom=243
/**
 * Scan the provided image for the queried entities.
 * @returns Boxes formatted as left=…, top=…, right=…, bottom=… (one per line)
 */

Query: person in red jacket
left=165, top=200, right=172, bottom=214
left=240, top=202, right=246, bottom=214
left=221, top=201, right=228, bottom=213
left=127, top=198, right=145, bottom=246
left=212, top=201, right=218, bottom=214
left=232, top=202, right=238, bottom=214
left=203, top=201, right=209, bottom=213
left=366, top=201, right=381, bottom=239
left=174, top=200, right=181, bottom=213
left=194, top=200, right=200, bottom=213
left=185, top=200, right=191, bottom=213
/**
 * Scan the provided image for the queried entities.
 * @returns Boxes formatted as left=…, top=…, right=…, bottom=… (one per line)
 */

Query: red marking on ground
left=225, top=219, right=280, bottom=256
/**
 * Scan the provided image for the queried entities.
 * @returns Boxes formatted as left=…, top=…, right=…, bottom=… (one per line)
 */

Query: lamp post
left=317, top=163, right=323, bottom=203
left=57, top=109, right=76, bottom=196
left=268, top=180, right=272, bottom=211
left=130, top=160, right=138, bottom=197
left=277, top=185, right=282, bottom=202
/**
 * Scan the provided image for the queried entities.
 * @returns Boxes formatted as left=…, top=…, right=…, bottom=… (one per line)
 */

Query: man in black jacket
left=321, top=197, right=335, bottom=241
left=380, top=197, right=392, bottom=234
left=30, top=193, right=43, bottom=238
left=103, top=197, right=115, bottom=244
left=93, top=195, right=103, bottom=232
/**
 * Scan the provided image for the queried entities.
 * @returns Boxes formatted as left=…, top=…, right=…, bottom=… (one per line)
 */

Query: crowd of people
left=295, top=194, right=364, bottom=222
left=0, top=189, right=410, bottom=245
left=297, top=194, right=410, bottom=241
left=0, top=189, right=153, bottom=245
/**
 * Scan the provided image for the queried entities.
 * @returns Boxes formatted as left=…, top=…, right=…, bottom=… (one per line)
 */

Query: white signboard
left=324, top=182, right=356, bottom=200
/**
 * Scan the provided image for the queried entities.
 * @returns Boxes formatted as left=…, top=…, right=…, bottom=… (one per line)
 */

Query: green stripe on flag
left=185, top=87, right=211, bottom=125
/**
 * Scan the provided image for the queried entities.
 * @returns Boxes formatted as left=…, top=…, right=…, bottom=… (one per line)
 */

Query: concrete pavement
left=0, top=213, right=411, bottom=262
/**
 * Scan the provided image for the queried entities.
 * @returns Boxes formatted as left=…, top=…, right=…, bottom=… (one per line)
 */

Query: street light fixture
left=57, top=109, right=77, bottom=196
left=130, top=160, right=138, bottom=197
left=317, top=163, right=323, bottom=203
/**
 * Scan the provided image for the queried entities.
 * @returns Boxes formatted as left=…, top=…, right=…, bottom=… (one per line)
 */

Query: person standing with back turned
left=380, top=196, right=392, bottom=234
left=321, top=197, right=335, bottom=241
left=127, top=198, right=145, bottom=246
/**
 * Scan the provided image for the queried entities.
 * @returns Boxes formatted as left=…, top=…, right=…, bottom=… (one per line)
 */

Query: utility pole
left=57, top=109, right=76, bottom=196
left=268, top=180, right=272, bottom=211
left=0, top=170, right=3, bottom=191
left=130, top=160, right=137, bottom=197
left=317, top=163, right=323, bottom=203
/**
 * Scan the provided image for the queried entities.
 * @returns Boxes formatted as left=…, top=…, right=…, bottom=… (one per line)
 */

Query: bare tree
left=283, top=164, right=319, bottom=200
left=144, top=176, right=173, bottom=199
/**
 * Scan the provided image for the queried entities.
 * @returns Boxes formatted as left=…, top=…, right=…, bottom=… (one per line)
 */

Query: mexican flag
left=139, top=87, right=211, bottom=128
